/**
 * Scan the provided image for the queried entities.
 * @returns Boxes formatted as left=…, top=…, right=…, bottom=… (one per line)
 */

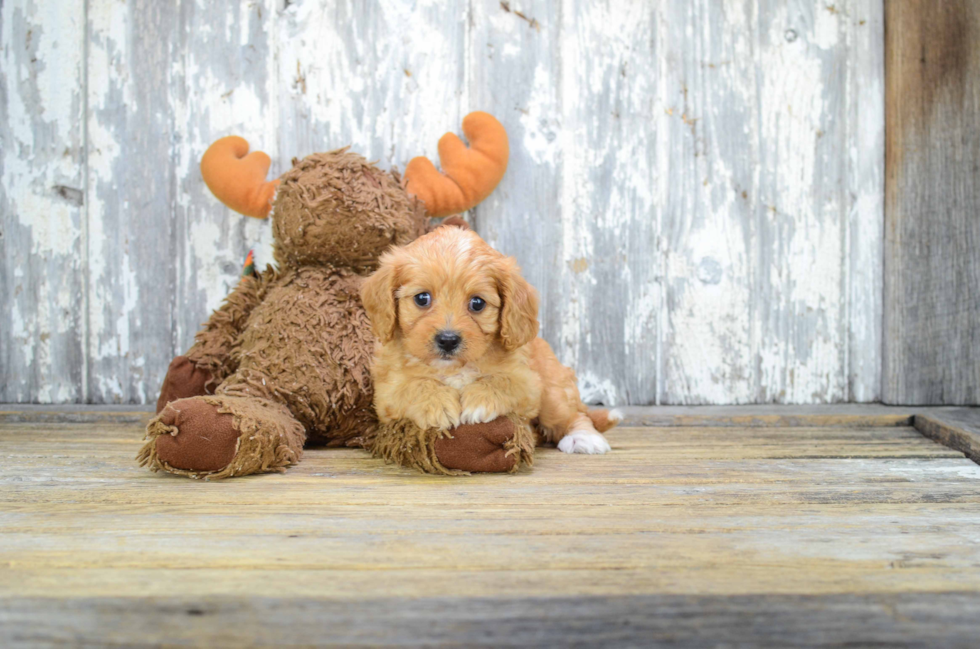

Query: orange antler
left=200, top=136, right=279, bottom=218
left=403, top=112, right=509, bottom=217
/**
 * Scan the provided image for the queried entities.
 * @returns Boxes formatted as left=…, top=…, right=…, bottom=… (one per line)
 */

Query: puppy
left=361, top=225, right=620, bottom=454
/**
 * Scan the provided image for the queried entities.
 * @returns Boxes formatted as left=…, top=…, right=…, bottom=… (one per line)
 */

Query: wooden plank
left=466, top=0, right=568, bottom=403
left=170, top=0, right=280, bottom=359
left=4, top=2, right=888, bottom=406
left=469, top=1, right=885, bottom=406
left=1, top=423, right=977, bottom=500
left=0, top=432, right=978, bottom=578
left=275, top=0, right=467, bottom=181
left=620, top=404, right=915, bottom=428
left=4, top=405, right=978, bottom=472
left=5, top=500, right=979, bottom=534
left=3, top=592, right=980, bottom=648
left=846, top=0, right=885, bottom=402
left=85, top=0, right=180, bottom=403
left=1, top=425, right=964, bottom=460
left=0, top=405, right=151, bottom=423
left=1, top=403, right=973, bottom=426
left=660, top=0, right=883, bottom=405
left=0, top=0, right=86, bottom=403
left=915, top=409, right=980, bottom=464
left=470, top=0, right=661, bottom=407
left=883, top=0, right=980, bottom=404
left=9, top=564, right=969, bottom=601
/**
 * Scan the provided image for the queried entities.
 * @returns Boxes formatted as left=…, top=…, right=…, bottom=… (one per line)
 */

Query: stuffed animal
left=137, top=112, right=522, bottom=479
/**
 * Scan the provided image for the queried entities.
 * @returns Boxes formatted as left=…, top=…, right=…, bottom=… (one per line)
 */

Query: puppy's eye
left=469, top=296, right=486, bottom=313
left=414, top=292, right=431, bottom=308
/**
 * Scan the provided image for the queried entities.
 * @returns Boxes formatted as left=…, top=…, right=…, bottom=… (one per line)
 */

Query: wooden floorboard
left=2, top=410, right=980, bottom=646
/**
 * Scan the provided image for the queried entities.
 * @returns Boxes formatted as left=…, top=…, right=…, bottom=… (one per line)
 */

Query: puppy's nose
left=435, top=330, right=462, bottom=354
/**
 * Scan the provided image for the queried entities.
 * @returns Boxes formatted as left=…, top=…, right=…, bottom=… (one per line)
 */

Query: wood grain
left=659, top=0, right=883, bottom=406
left=915, top=409, right=980, bottom=464
left=170, top=0, right=280, bottom=369
left=0, top=0, right=86, bottom=403
left=1, top=417, right=980, bottom=645
left=470, top=0, right=885, bottom=405
left=2, top=0, right=888, bottom=406
left=884, top=0, right=980, bottom=404
left=85, top=0, right=180, bottom=403
left=276, top=0, right=467, bottom=179
left=5, top=592, right=980, bottom=648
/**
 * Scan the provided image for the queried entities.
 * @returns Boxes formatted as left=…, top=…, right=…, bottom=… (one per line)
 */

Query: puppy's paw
left=407, top=393, right=461, bottom=431
left=557, top=430, right=611, bottom=455
left=460, top=405, right=497, bottom=425
left=460, top=387, right=506, bottom=425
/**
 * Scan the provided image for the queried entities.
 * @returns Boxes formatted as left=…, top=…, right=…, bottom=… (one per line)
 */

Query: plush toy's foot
left=137, top=395, right=306, bottom=480
left=155, top=356, right=215, bottom=413
left=370, top=415, right=535, bottom=475
left=434, top=419, right=521, bottom=472
left=154, top=397, right=239, bottom=471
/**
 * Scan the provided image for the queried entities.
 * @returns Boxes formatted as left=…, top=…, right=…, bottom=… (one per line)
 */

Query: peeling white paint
left=812, top=4, right=840, bottom=50
left=3, top=0, right=885, bottom=406
left=278, top=0, right=464, bottom=170
left=845, top=0, right=884, bottom=403
left=519, top=64, right=561, bottom=166
left=1, top=0, right=85, bottom=402
left=188, top=221, right=233, bottom=314
left=577, top=372, right=619, bottom=406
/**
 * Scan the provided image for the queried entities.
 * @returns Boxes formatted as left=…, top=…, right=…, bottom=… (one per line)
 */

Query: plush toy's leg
left=137, top=394, right=306, bottom=480
left=153, top=272, right=271, bottom=414
left=155, top=356, right=215, bottom=413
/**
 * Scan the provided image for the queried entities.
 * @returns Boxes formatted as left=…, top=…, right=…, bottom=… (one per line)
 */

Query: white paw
left=459, top=405, right=497, bottom=424
left=608, top=409, right=624, bottom=424
left=557, top=430, right=611, bottom=455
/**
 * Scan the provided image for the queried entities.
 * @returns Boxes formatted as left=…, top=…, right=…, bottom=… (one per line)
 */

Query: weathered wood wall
left=884, top=0, right=980, bottom=405
left=2, top=0, right=886, bottom=405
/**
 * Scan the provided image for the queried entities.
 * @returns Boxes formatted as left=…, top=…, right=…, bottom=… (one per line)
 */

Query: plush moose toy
left=138, top=112, right=526, bottom=479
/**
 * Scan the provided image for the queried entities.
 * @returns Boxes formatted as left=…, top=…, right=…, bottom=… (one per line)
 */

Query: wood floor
left=2, top=407, right=980, bottom=647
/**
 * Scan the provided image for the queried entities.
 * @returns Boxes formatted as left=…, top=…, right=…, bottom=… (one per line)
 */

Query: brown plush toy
left=138, top=112, right=522, bottom=479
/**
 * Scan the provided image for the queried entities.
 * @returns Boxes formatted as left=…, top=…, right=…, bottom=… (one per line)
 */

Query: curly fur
left=361, top=227, right=618, bottom=451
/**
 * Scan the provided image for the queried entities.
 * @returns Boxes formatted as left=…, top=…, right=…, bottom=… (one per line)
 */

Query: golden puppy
left=361, top=225, right=620, bottom=454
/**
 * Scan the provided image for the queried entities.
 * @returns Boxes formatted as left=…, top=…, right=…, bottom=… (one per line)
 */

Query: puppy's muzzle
left=434, top=330, right=462, bottom=355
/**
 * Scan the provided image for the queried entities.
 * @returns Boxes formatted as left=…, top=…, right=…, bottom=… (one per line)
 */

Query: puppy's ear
left=496, top=256, right=539, bottom=351
left=361, top=254, right=400, bottom=343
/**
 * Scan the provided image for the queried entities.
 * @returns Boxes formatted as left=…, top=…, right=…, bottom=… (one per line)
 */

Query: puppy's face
left=362, top=227, right=539, bottom=365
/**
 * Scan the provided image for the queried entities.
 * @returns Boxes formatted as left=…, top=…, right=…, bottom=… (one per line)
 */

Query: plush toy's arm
left=185, top=271, right=268, bottom=381
left=370, top=415, right=536, bottom=475
left=155, top=272, right=269, bottom=413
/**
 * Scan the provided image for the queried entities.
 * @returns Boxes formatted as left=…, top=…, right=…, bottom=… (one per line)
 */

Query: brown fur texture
left=140, top=148, right=429, bottom=480
left=273, top=149, right=427, bottom=272
left=141, top=144, right=513, bottom=479
left=182, top=273, right=270, bottom=391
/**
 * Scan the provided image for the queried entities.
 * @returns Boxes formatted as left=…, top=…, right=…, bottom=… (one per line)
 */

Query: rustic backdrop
left=2, top=0, right=889, bottom=405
